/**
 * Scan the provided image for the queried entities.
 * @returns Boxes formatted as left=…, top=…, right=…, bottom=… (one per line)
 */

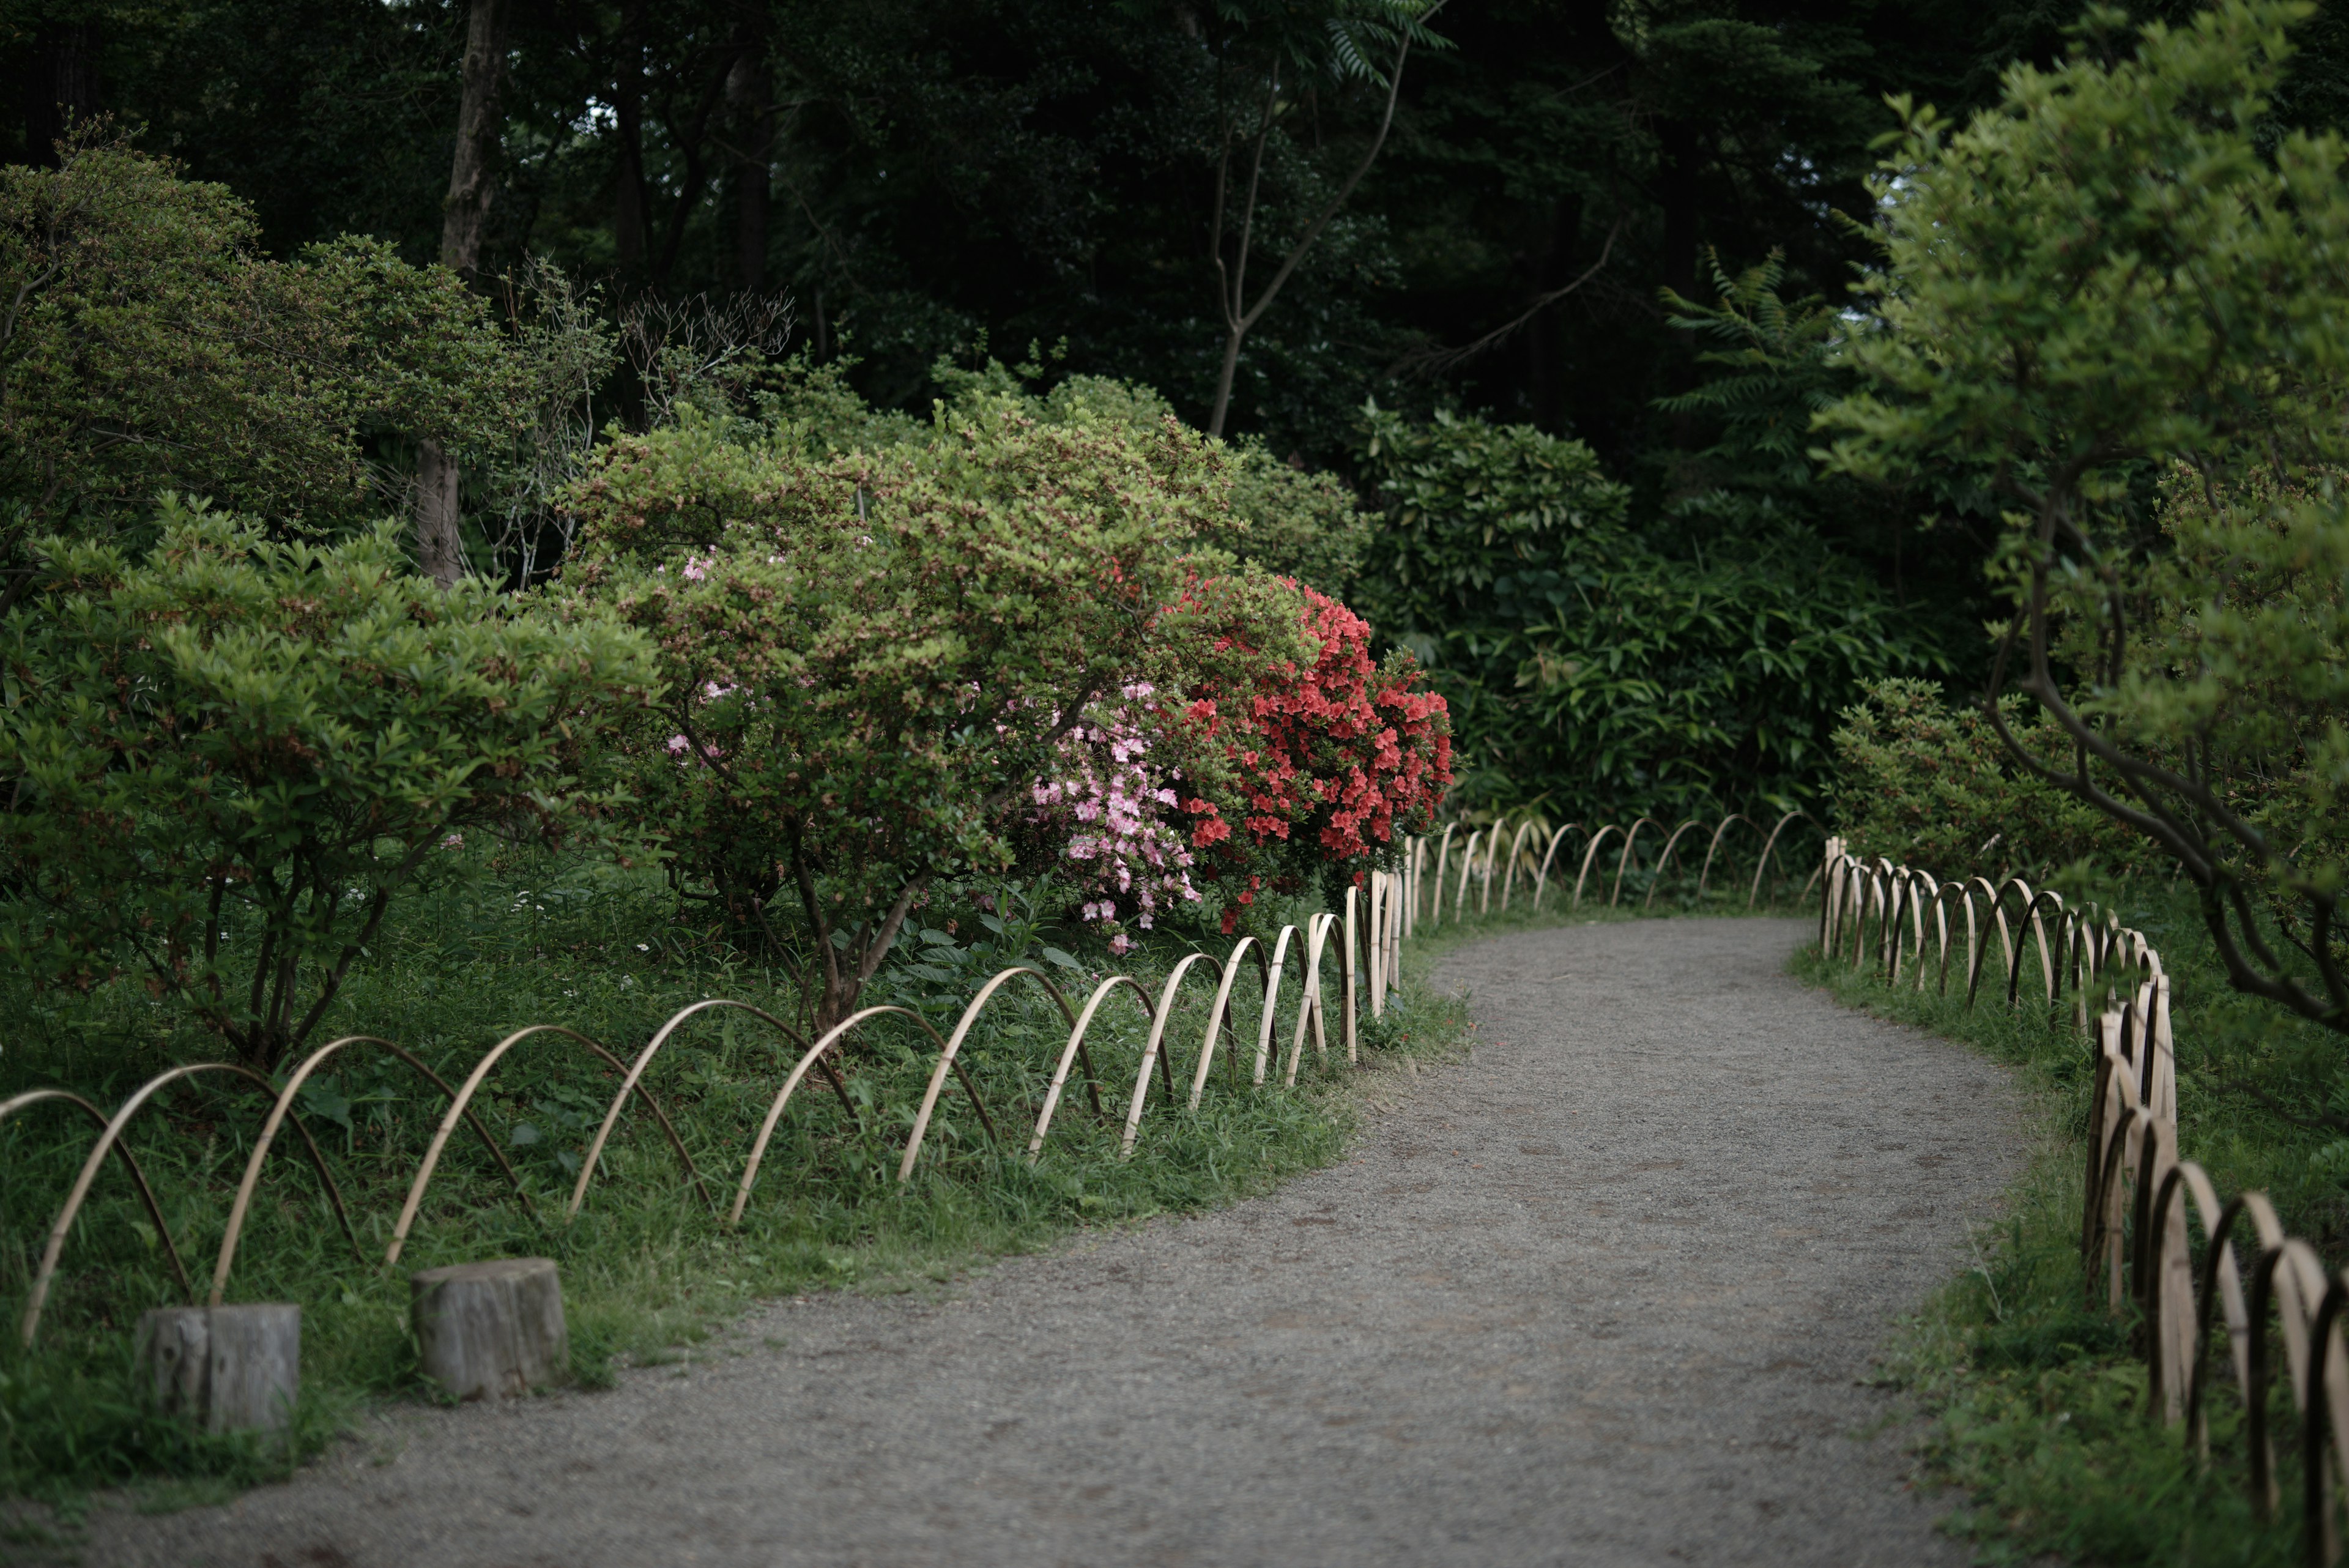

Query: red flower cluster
left=1186, top=584, right=1450, bottom=895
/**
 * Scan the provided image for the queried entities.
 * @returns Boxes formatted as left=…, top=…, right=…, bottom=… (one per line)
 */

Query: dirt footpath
left=80, top=917, right=2026, bottom=1568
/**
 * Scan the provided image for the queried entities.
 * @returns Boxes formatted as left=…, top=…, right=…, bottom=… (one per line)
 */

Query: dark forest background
left=10, top=0, right=2349, bottom=806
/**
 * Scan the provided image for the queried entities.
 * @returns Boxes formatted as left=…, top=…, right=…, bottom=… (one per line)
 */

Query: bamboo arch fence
left=1823, top=835, right=2349, bottom=1564
left=3, top=888, right=1419, bottom=1350
left=4, top=810, right=1816, bottom=1362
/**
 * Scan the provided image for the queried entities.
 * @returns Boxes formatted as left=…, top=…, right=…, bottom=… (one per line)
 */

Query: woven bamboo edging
left=1824, top=836, right=2349, bottom=1564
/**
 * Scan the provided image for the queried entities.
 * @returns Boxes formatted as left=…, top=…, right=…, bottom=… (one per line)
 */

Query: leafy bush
left=0, top=500, right=655, bottom=1068
left=560, top=392, right=1233, bottom=1030
left=0, top=132, right=524, bottom=543
left=1829, top=678, right=2148, bottom=882
left=1356, top=402, right=1931, bottom=818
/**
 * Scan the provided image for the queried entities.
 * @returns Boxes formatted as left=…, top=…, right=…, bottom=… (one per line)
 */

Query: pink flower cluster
left=1030, top=685, right=1198, bottom=954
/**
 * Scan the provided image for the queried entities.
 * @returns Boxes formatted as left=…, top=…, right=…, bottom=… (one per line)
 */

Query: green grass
left=0, top=845, right=1491, bottom=1517
left=1795, top=882, right=2349, bottom=1565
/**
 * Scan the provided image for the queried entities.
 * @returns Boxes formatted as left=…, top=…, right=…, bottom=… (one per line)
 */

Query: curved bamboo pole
left=1452, top=829, right=1482, bottom=921
left=575, top=999, right=863, bottom=1222
left=385, top=1025, right=704, bottom=1268
left=900, top=968, right=1077, bottom=1181
left=1571, top=825, right=1622, bottom=909
left=1430, top=824, right=1455, bottom=930
left=22, top=1063, right=352, bottom=1346
left=1285, top=913, right=1340, bottom=1087
left=1642, top=819, right=1705, bottom=911
left=1499, top=819, right=1540, bottom=910
left=1695, top=815, right=1756, bottom=901
left=1608, top=817, right=1656, bottom=908
left=0, top=1090, right=193, bottom=1307
left=1120, top=953, right=1226, bottom=1155
left=1031, top=974, right=1159, bottom=1157
left=1748, top=810, right=1812, bottom=909
left=1531, top=822, right=1582, bottom=910
left=1252, top=923, right=1307, bottom=1086
left=215, top=1035, right=526, bottom=1306
left=1188, top=937, right=1265, bottom=1110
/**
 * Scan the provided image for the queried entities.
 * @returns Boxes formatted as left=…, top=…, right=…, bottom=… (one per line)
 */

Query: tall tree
left=416, top=0, right=505, bottom=589
left=1201, top=0, right=1448, bottom=437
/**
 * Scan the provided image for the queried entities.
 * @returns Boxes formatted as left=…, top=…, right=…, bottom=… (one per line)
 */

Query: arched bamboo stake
left=1608, top=817, right=1656, bottom=908
left=1252, top=923, right=1310, bottom=1085
left=21, top=1062, right=352, bottom=1347
left=386, top=1025, right=705, bottom=1268
left=575, top=999, right=864, bottom=1222
left=0, top=1090, right=192, bottom=1307
left=902, top=968, right=1077, bottom=1181
left=1187, top=937, right=1264, bottom=1110
left=1371, top=869, right=1390, bottom=992
left=1365, top=879, right=1385, bottom=1017
left=1478, top=827, right=1502, bottom=915
left=1430, top=824, right=1456, bottom=930
left=1452, top=828, right=1482, bottom=920
left=215, top=1035, right=527, bottom=1306
left=1499, top=819, right=1541, bottom=910
left=1696, top=815, right=1757, bottom=901
left=1120, top=952, right=1226, bottom=1156
left=1748, top=810, right=1813, bottom=909
left=1571, top=825, right=1622, bottom=909
left=1531, top=822, right=1582, bottom=910
left=1342, top=883, right=1360, bottom=1062
left=2244, top=1232, right=2340, bottom=1522
left=1642, top=819, right=1705, bottom=911
left=2296, top=1273, right=2349, bottom=1562
left=1284, top=912, right=1340, bottom=1087
left=2186, top=1187, right=2258, bottom=1458
left=1962, top=877, right=2002, bottom=1007
left=1031, top=974, right=1160, bottom=1158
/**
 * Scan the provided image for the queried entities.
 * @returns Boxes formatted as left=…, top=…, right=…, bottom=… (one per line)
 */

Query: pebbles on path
left=80, top=917, right=2025, bottom=1567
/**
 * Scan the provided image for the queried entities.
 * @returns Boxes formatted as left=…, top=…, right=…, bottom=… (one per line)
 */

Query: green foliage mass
left=558, top=383, right=1307, bottom=1030
left=1819, top=0, right=2349, bottom=1033
left=0, top=499, right=655, bottom=1069
left=1356, top=401, right=1932, bottom=819
left=0, top=133, right=524, bottom=544
left=1828, top=678, right=2148, bottom=883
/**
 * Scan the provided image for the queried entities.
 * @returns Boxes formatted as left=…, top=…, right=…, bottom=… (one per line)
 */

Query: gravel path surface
left=78, top=917, right=2026, bottom=1568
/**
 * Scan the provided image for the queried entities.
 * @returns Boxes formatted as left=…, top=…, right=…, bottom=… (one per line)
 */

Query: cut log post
left=136, top=1304, right=300, bottom=1433
left=411, top=1257, right=570, bottom=1400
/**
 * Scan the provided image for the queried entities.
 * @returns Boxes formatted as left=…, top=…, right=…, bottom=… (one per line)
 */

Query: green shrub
left=0, top=499, right=655, bottom=1068
left=1828, top=677, right=2148, bottom=882
left=1355, top=402, right=1932, bottom=817
left=558, top=391, right=1249, bottom=1032
left=0, top=132, right=524, bottom=544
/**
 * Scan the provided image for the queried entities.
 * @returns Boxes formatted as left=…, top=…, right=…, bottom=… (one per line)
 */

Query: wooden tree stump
left=136, top=1304, right=300, bottom=1433
left=411, top=1257, right=570, bottom=1400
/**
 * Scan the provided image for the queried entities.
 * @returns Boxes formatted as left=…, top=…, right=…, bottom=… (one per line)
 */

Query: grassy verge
left=1793, top=882, right=2349, bottom=1566
left=0, top=848, right=1493, bottom=1534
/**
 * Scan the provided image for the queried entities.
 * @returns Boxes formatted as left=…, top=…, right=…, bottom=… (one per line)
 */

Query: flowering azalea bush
left=1167, top=578, right=1452, bottom=927
left=1025, top=685, right=1200, bottom=954
left=559, top=396, right=1230, bottom=1030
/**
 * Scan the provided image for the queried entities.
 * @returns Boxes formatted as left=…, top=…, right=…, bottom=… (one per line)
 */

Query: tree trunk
left=615, top=3, right=650, bottom=280
left=414, top=0, right=505, bottom=589
left=23, top=23, right=102, bottom=166
left=727, top=34, right=773, bottom=292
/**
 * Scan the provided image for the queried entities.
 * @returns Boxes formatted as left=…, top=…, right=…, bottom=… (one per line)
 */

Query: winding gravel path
left=81, top=917, right=2027, bottom=1567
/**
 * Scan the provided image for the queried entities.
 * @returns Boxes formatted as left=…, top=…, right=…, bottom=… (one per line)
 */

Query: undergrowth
left=1795, top=882, right=2349, bottom=1566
